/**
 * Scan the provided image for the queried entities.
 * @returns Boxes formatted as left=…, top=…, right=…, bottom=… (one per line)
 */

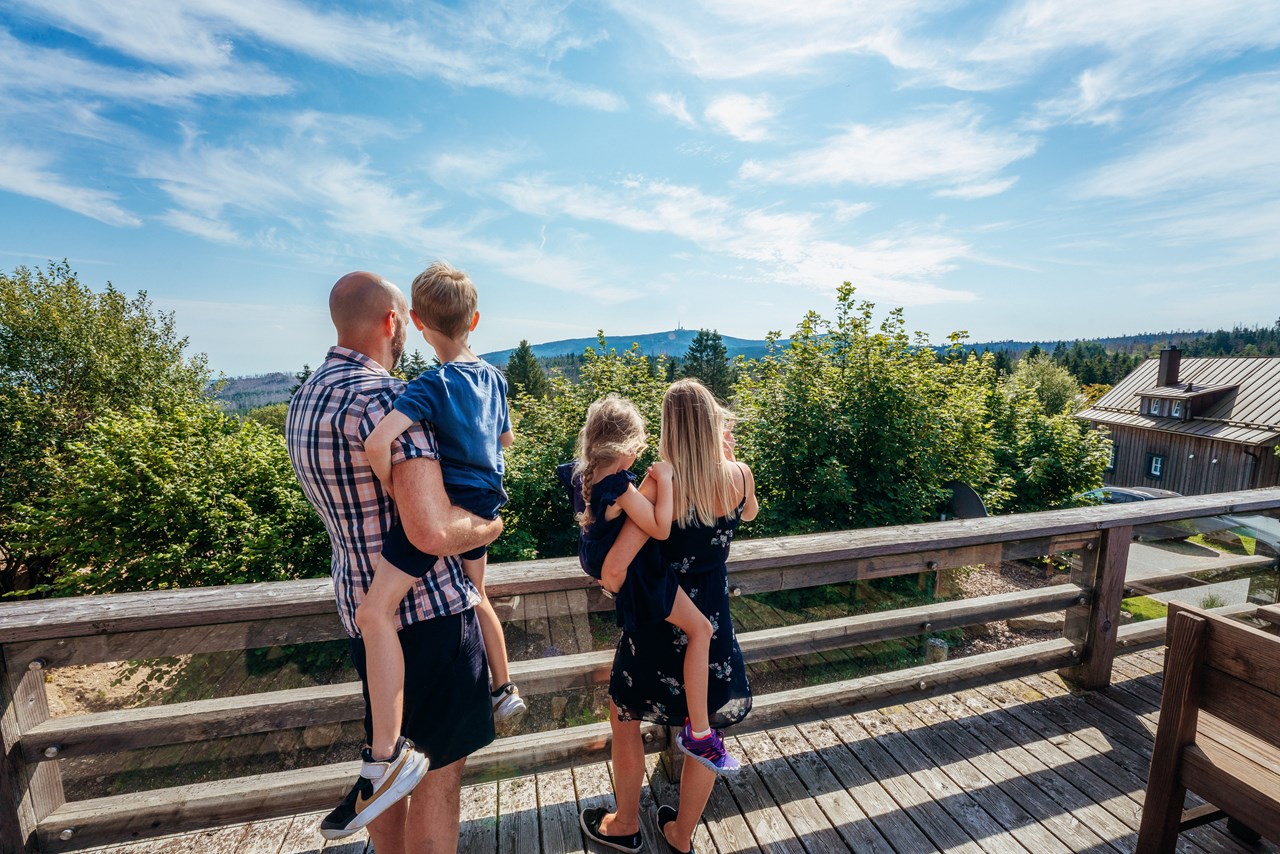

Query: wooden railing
left=2, top=487, right=1279, bottom=852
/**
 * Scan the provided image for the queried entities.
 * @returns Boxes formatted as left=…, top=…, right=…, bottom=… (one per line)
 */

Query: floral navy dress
left=609, top=466, right=753, bottom=729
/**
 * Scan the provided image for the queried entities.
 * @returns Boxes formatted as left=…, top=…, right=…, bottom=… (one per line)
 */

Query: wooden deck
left=80, top=648, right=1279, bottom=854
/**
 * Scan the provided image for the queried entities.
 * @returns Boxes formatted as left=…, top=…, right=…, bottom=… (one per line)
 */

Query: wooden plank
left=735, top=729, right=849, bottom=852
left=826, top=713, right=986, bottom=854
left=1061, top=525, right=1131, bottom=689
left=766, top=725, right=893, bottom=854
left=4, top=614, right=346, bottom=672
left=1, top=652, right=64, bottom=853
left=878, top=701, right=1070, bottom=854
left=569, top=761, right=615, bottom=845
left=941, top=687, right=1134, bottom=852
left=695, top=741, right=763, bottom=854
left=1177, top=602, right=1280, bottom=696
left=797, top=720, right=935, bottom=852
left=6, top=488, right=1278, bottom=643
left=458, top=781, right=497, bottom=854
left=717, top=733, right=806, bottom=853
left=903, top=695, right=1112, bottom=853
left=497, top=774, right=538, bottom=854
left=537, top=768, right=585, bottom=854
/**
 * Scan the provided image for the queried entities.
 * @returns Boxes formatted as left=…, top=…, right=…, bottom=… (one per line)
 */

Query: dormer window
left=1170, top=400, right=1183, bottom=419
left=1145, top=398, right=1165, bottom=417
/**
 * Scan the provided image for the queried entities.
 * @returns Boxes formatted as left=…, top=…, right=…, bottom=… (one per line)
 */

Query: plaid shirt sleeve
left=357, top=393, right=439, bottom=465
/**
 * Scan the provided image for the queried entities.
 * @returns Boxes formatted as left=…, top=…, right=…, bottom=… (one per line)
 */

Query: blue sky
left=1, top=1, right=1278, bottom=376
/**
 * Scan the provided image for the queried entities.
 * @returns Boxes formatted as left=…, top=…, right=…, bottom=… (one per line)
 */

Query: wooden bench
left=1137, top=602, right=1280, bottom=852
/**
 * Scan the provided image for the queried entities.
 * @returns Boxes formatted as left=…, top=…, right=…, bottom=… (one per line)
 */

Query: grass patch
left=1188, top=533, right=1256, bottom=556
left=1122, top=596, right=1168, bottom=622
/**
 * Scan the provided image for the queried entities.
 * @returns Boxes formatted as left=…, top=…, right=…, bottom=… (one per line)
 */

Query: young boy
left=324, top=262, right=522, bottom=838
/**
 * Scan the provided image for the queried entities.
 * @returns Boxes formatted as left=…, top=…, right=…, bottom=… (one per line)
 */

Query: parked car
left=1081, top=486, right=1182, bottom=504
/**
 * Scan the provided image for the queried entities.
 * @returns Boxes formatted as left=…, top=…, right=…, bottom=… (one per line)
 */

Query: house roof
left=1076, top=356, right=1280, bottom=446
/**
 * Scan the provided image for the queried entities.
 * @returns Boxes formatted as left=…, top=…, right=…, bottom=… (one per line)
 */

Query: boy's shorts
left=349, top=608, right=495, bottom=768
left=382, top=486, right=505, bottom=576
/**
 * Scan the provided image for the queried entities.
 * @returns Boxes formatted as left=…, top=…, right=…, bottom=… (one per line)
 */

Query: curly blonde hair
left=573, top=395, right=648, bottom=529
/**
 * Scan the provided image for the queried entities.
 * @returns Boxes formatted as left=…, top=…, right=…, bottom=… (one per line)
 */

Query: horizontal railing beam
left=4, top=487, right=1277, bottom=644
left=18, top=585, right=1086, bottom=762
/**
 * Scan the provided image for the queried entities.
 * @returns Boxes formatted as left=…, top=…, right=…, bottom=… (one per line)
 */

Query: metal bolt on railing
left=28, top=658, right=45, bottom=671
left=643, top=732, right=654, bottom=744
left=926, top=560, right=937, bottom=570
left=44, top=745, right=60, bottom=758
left=59, top=829, right=74, bottom=841
left=1077, top=596, right=1088, bottom=606
left=730, top=587, right=742, bottom=597
left=922, top=622, right=932, bottom=631
left=917, top=681, right=927, bottom=690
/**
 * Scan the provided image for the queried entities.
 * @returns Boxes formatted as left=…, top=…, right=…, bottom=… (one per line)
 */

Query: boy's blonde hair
left=573, top=395, right=647, bottom=529
left=661, top=378, right=735, bottom=527
left=410, top=261, right=477, bottom=338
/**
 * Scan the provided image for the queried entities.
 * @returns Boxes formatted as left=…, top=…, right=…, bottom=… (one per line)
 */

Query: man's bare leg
left=406, top=758, right=465, bottom=854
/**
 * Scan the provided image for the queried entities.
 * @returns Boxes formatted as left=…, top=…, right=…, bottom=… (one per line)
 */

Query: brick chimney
left=1157, top=345, right=1181, bottom=387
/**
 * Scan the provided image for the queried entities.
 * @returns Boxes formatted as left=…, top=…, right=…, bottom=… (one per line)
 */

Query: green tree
left=289, top=364, right=312, bottom=396
left=1005, top=354, right=1081, bottom=416
left=681, top=329, right=734, bottom=401
left=396, top=350, right=431, bottom=381
left=242, top=402, right=289, bottom=434
left=499, top=334, right=669, bottom=560
left=17, top=404, right=329, bottom=595
left=1, top=262, right=210, bottom=593
left=505, top=340, right=549, bottom=399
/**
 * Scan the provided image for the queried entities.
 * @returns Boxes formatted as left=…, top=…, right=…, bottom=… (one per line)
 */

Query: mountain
left=482, top=329, right=773, bottom=364
left=214, top=372, right=293, bottom=412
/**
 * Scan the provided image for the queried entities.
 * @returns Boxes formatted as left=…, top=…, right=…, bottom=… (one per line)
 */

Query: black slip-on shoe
left=656, top=804, right=695, bottom=854
left=579, top=806, right=642, bottom=853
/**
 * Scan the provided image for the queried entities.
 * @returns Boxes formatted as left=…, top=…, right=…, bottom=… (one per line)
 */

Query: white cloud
left=741, top=105, right=1036, bottom=197
left=0, top=145, right=140, bottom=227
left=1079, top=72, right=1280, bottom=200
left=652, top=92, right=697, bottom=128
left=494, top=175, right=977, bottom=305
left=608, top=1, right=935, bottom=80
left=8, top=0, right=623, bottom=111
left=704, top=94, right=775, bottom=142
left=967, top=0, right=1280, bottom=124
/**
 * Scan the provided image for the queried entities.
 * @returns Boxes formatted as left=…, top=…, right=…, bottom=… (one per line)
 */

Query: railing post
left=1060, top=526, right=1131, bottom=690
left=661, top=726, right=684, bottom=783
left=1, top=648, right=66, bottom=851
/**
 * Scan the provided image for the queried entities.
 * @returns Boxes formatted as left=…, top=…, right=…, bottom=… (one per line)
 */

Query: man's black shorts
left=349, top=608, right=495, bottom=768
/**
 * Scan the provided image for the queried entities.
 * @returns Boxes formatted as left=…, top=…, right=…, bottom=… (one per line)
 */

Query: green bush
left=17, top=403, right=329, bottom=595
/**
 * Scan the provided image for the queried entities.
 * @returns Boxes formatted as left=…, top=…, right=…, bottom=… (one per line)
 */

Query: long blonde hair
left=661, top=379, right=735, bottom=527
left=573, top=395, right=648, bottom=529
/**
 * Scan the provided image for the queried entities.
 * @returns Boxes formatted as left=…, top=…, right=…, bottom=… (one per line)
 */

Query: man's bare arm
left=394, top=457, right=502, bottom=556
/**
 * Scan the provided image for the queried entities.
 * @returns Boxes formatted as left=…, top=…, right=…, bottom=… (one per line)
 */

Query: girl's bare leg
left=353, top=558, right=418, bottom=758
left=666, top=761, right=715, bottom=852
left=462, top=556, right=510, bottom=686
left=665, top=588, right=713, bottom=733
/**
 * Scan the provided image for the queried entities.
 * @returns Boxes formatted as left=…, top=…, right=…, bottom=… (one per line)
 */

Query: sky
left=1, top=1, right=1278, bottom=376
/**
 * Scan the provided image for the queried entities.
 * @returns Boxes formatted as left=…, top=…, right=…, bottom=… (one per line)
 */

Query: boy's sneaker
left=491, top=682, right=528, bottom=725
left=318, top=737, right=429, bottom=839
left=676, top=720, right=741, bottom=775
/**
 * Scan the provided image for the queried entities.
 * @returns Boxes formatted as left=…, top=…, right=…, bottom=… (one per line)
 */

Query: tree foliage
left=16, top=405, right=329, bottom=595
left=1004, top=354, right=1081, bottom=416
left=681, top=329, right=734, bottom=401
left=1, top=262, right=326, bottom=596
left=505, top=340, right=549, bottom=400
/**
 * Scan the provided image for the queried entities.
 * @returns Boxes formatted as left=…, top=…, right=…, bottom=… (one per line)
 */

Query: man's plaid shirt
left=286, top=346, right=479, bottom=637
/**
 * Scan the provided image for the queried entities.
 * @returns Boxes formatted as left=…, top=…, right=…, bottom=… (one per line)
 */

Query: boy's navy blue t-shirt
left=392, top=360, right=509, bottom=498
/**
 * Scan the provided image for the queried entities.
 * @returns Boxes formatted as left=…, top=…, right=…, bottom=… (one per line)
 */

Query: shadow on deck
left=85, top=649, right=1279, bottom=854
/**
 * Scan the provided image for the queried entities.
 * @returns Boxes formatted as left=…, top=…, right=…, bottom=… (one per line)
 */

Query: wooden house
left=1076, top=347, right=1280, bottom=495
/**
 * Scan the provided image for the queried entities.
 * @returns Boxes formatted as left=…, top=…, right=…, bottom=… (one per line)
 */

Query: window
left=1171, top=400, right=1183, bottom=418
left=1147, top=453, right=1165, bottom=480
left=1106, top=444, right=1116, bottom=471
left=1145, top=398, right=1165, bottom=416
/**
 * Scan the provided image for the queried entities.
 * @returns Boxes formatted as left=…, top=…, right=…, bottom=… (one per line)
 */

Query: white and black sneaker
left=318, top=736, right=429, bottom=839
left=491, top=682, right=528, bottom=725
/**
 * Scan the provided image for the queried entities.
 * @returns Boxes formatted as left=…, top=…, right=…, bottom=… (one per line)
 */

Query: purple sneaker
left=676, top=721, right=741, bottom=775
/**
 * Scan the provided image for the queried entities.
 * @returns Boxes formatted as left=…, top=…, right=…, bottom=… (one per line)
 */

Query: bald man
left=286, top=272, right=501, bottom=853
